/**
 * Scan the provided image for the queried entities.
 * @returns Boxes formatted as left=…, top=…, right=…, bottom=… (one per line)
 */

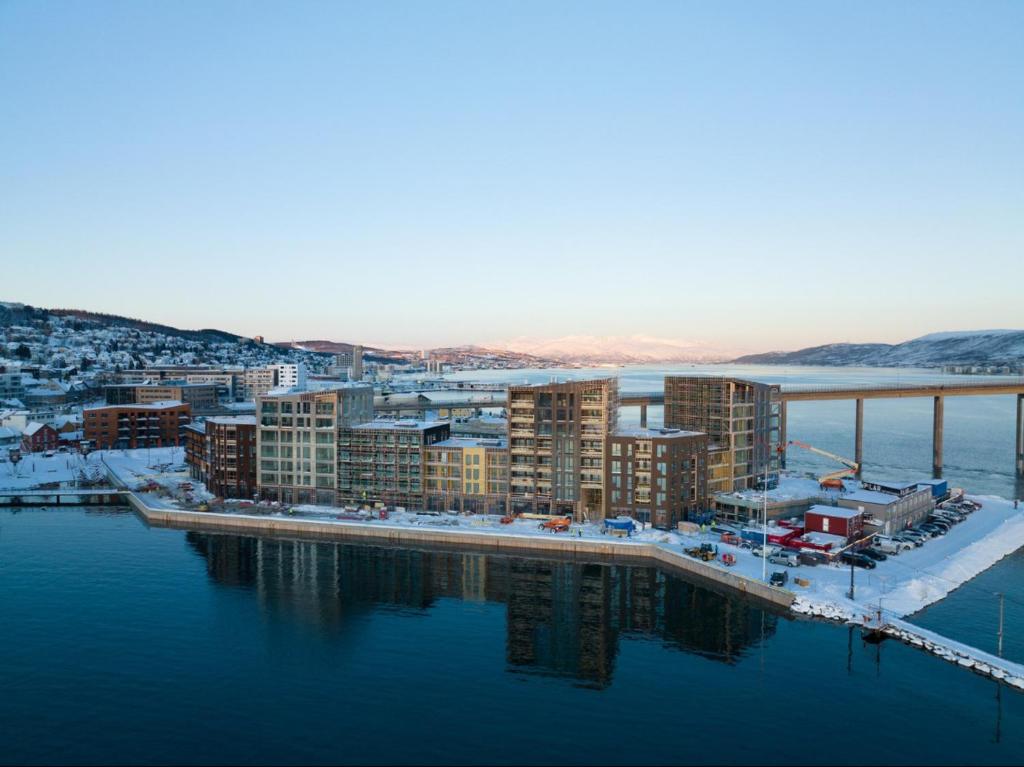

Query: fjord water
left=3, top=508, right=1024, bottom=766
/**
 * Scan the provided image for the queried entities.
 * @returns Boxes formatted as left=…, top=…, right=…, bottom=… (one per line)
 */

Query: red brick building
left=84, top=400, right=191, bottom=449
left=606, top=427, right=709, bottom=530
left=21, top=422, right=59, bottom=453
left=185, top=416, right=257, bottom=499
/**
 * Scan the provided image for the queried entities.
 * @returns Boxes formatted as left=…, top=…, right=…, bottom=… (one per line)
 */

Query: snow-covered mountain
left=733, top=330, right=1024, bottom=369
left=495, top=335, right=744, bottom=364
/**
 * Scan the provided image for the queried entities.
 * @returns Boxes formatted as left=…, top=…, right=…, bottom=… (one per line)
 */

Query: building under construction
left=507, top=378, right=619, bottom=521
left=663, top=376, right=781, bottom=494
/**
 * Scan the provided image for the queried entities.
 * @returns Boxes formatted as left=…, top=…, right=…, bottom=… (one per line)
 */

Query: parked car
left=770, top=570, right=789, bottom=587
left=872, top=537, right=908, bottom=554
left=917, top=523, right=946, bottom=537
left=891, top=532, right=922, bottom=547
left=798, top=551, right=829, bottom=567
left=840, top=551, right=877, bottom=569
left=899, top=529, right=928, bottom=542
left=752, top=544, right=781, bottom=558
left=859, top=547, right=887, bottom=562
left=933, top=510, right=964, bottom=524
left=768, top=550, right=801, bottom=567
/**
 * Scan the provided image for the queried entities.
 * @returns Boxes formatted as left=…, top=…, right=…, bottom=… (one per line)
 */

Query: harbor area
left=6, top=446, right=1024, bottom=689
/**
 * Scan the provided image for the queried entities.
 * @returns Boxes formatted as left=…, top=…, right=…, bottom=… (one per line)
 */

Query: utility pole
left=998, top=592, right=1005, bottom=658
left=848, top=549, right=856, bottom=600
left=762, top=457, right=768, bottom=583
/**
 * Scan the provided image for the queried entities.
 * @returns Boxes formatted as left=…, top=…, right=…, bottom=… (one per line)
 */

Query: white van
left=873, top=536, right=910, bottom=554
left=768, top=550, right=801, bottom=567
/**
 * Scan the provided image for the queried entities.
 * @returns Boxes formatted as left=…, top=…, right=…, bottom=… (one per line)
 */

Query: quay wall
left=125, top=494, right=794, bottom=610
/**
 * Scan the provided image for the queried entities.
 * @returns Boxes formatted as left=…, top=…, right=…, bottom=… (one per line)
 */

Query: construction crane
left=785, top=440, right=860, bottom=488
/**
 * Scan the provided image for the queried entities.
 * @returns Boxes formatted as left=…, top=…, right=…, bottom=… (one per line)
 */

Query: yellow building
left=424, top=437, right=509, bottom=514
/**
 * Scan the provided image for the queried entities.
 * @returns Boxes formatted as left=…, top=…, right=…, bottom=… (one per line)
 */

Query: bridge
left=778, top=379, right=1024, bottom=479
left=374, top=377, right=1024, bottom=479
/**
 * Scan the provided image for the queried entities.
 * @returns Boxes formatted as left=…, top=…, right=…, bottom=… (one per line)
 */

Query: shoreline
left=122, top=490, right=796, bottom=611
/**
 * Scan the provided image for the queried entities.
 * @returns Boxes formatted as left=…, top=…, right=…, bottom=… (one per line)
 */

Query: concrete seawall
left=125, top=494, right=794, bottom=610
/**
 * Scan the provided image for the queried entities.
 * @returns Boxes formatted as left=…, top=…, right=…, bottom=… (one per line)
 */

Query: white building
left=270, top=363, right=308, bottom=390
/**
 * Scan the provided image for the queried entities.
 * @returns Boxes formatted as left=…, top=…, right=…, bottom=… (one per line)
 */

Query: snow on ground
left=0, top=451, right=96, bottom=490
left=785, top=494, right=1024, bottom=619
left=100, top=447, right=214, bottom=509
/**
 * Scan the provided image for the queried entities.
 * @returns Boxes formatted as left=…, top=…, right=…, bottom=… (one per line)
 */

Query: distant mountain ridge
left=494, top=334, right=742, bottom=364
left=733, top=330, right=1024, bottom=368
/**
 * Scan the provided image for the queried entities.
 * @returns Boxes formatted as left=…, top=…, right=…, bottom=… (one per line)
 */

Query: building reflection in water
left=186, top=533, right=779, bottom=688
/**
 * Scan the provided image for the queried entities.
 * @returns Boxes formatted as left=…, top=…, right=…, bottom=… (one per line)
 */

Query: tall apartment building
left=271, top=363, right=308, bottom=390
left=184, top=415, right=257, bottom=499
left=84, top=400, right=191, bottom=449
left=606, top=428, right=708, bottom=529
left=338, top=420, right=450, bottom=508
left=255, top=384, right=373, bottom=505
left=424, top=437, right=509, bottom=515
left=663, top=376, right=780, bottom=494
left=351, top=346, right=364, bottom=381
left=507, top=378, right=618, bottom=521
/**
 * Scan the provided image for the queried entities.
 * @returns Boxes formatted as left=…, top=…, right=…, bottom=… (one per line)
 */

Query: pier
left=0, top=489, right=128, bottom=507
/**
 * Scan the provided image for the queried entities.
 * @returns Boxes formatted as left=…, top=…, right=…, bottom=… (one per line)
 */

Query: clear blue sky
left=1, top=1, right=1021, bottom=351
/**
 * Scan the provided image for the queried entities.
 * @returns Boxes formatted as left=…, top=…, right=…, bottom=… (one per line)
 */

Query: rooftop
left=613, top=427, right=704, bottom=439
left=86, top=400, right=187, bottom=411
left=207, top=415, right=257, bottom=426
left=841, top=489, right=907, bottom=506
left=352, top=419, right=448, bottom=431
left=431, top=437, right=507, bottom=449
left=807, top=504, right=864, bottom=519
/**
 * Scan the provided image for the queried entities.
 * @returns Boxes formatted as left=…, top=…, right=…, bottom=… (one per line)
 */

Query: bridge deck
left=780, top=379, right=1024, bottom=401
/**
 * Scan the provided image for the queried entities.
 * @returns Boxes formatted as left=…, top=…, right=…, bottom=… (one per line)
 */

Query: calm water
left=3, top=508, right=1024, bottom=765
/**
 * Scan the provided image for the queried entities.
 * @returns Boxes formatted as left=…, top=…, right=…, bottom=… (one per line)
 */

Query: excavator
left=785, top=440, right=859, bottom=490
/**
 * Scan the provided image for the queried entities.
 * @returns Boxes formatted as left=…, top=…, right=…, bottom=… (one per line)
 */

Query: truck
left=604, top=517, right=636, bottom=536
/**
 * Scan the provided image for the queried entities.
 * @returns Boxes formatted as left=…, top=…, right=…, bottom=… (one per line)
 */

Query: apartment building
left=84, top=400, right=191, bottom=449
left=424, top=437, right=509, bottom=515
left=0, top=365, right=23, bottom=401
left=606, top=427, right=709, bottom=529
left=663, top=376, right=780, bottom=494
left=338, top=420, right=450, bottom=509
left=185, top=416, right=257, bottom=499
left=271, top=363, right=307, bottom=390
left=241, top=367, right=278, bottom=400
left=184, top=421, right=209, bottom=486
left=507, top=378, right=618, bottom=521
left=255, top=384, right=374, bottom=505
left=351, top=346, right=364, bottom=381
left=104, top=383, right=220, bottom=412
